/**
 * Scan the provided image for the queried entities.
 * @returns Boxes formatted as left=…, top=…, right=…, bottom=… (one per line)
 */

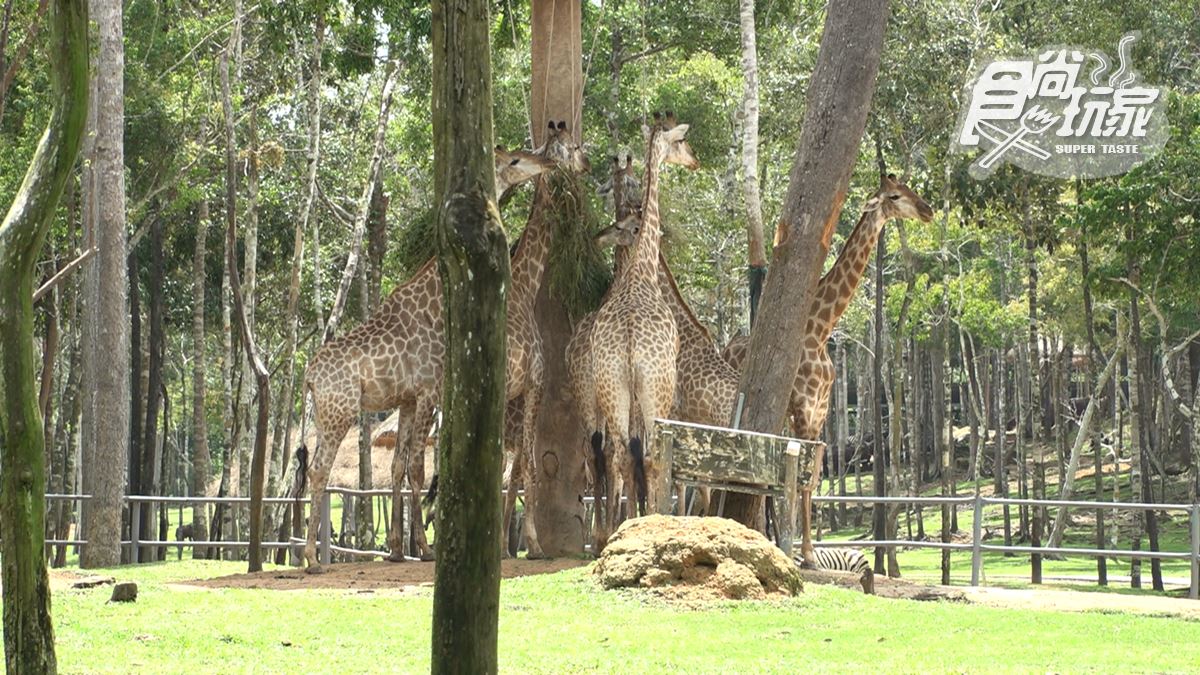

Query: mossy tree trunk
left=430, top=0, right=506, bottom=672
left=0, top=0, right=88, bottom=670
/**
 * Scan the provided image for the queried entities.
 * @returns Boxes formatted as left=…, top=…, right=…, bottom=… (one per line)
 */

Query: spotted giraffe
left=589, top=112, right=698, bottom=532
left=722, top=173, right=933, bottom=567
left=300, top=142, right=569, bottom=573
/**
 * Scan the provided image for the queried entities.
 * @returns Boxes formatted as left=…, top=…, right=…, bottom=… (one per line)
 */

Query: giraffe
left=588, top=111, right=698, bottom=534
left=721, top=173, right=933, bottom=567
left=565, top=209, right=641, bottom=550
left=300, top=140, right=574, bottom=573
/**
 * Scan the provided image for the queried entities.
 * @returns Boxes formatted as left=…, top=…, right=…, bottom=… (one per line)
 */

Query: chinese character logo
left=954, top=33, right=1168, bottom=179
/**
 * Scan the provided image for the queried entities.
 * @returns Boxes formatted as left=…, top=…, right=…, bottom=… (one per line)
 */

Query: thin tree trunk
left=272, top=18, right=323, bottom=543
left=139, top=215, right=164, bottom=562
left=79, top=0, right=126, bottom=570
left=430, top=0, right=505, bottom=669
left=0, top=0, right=87, bottom=668
left=192, top=196, right=211, bottom=558
left=1047, top=336, right=1124, bottom=547
left=322, top=65, right=396, bottom=343
left=737, top=0, right=766, bottom=323
left=220, top=43, right=270, bottom=573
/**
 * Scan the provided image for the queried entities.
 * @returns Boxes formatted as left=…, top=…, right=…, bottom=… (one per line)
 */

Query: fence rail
left=42, top=491, right=1200, bottom=599
left=810, top=493, right=1200, bottom=599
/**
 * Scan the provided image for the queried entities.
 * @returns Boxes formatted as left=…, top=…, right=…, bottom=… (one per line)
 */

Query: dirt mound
left=593, top=515, right=802, bottom=601
left=184, top=558, right=586, bottom=591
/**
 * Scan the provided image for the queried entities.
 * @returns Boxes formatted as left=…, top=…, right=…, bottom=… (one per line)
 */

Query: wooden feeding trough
left=654, top=418, right=824, bottom=556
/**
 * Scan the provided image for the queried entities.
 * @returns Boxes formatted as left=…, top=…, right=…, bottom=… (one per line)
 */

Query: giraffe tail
left=293, top=444, right=309, bottom=509
left=629, top=437, right=647, bottom=517
left=590, top=431, right=606, bottom=493
left=422, top=474, right=439, bottom=527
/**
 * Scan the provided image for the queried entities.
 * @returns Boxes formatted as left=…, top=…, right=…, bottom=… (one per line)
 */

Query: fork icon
left=977, top=105, right=1061, bottom=170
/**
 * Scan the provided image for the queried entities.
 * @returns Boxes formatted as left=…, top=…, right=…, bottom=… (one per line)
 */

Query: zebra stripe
left=799, top=547, right=871, bottom=575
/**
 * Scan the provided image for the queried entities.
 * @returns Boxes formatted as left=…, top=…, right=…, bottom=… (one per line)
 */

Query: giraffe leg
left=502, top=446, right=522, bottom=559
left=386, top=401, right=416, bottom=563
left=519, top=360, right=546, bottom=559
left=408, top=396, right=436, bottom=561
left=799, top=442, right=826, bottom=568
left=590, top=429, right=608, bottom=554
left=303, top=416, right=350, bottom=574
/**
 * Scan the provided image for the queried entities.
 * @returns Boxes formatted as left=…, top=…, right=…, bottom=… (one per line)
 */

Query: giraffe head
left=592, top=208, right=643, bottom=249
left=597, top=154, right=642, bottom=213
left=494, top=145, right=557, bottom=195
left=641, top=111, right=700, bottom=171
left=537, top=120, right=591, bottom=174
left=871, top=173, right=934, bottom=222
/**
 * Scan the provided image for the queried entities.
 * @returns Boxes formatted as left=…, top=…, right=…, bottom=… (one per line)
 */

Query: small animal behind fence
left=799, top=547, right=874, bottom=595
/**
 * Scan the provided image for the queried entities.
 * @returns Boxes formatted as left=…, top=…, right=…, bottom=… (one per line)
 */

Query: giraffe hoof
left=305, top=564, right=326, bottom=575
left=385, top=552, right=405, bottom=563
left=799, top=559, right=818, bottom=570
left=419, top=552, right=435, bottom=562
left=525, top=550, right=547, bottom=561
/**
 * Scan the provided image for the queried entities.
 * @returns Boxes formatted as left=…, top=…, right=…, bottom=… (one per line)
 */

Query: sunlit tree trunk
left=738, top=0, right=766, bottom=323
left=79, top=0, right=126, bottom=570
left=192, top=196, right=211, bottom=558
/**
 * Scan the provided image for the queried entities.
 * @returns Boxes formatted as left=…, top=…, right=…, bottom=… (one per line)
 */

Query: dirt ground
left=182, top=558, right=587, bottom=591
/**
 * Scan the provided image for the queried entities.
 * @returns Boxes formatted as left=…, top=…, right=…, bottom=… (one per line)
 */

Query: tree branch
left=33, top=246, right=94, bottom=303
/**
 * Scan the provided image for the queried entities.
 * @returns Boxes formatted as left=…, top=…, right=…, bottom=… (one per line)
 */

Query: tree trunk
left=430, top=0, right=505, bottom=670
left=274, top=21, right=324, bottom=539
left=729, top=0, right=890, bottom=533
left=79, top=0, right=126, bottom=570
left=737, top=0, right=766, bottom=324
left=527, top=0, right=588, bottom=557
left=0, top=0, right=87, bottom=669
left=138, top=215, right=164, bottom=562
left=322, top=64, right=396, bottom=343
left=219, top=42, right=271, bottom=573
left=191, top=196, right=211, bottom=558
left=1047, top=336, right=1123, bottom=547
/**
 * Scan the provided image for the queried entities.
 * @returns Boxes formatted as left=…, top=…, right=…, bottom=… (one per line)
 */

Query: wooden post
left=657, top=428, right=674, bottom=515
left=970, top=492, right=983, bottom=586
left=130, top=500, right=140, bottom=564
left=1190, top=503, right=1199, bottom=600
left=780, top=442, right=801, bottom=557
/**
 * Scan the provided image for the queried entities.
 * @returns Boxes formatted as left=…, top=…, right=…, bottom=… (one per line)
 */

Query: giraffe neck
left=378, top=257, right=440, bottom=317
left=627, top=137, right=666, bottom=280
left=509, top=187, right=555, bottom=312
left=810, top=205, right=887, bottom=342
left=657, top=251, right=711, bottom=346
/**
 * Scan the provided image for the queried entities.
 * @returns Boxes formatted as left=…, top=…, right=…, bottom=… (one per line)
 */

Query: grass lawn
left=53, top=560, right=1200, bottom=674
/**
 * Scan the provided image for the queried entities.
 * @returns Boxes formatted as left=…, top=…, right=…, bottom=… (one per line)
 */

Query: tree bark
left=527, top=0, right=588, bottom=557
left=220, top=43, right=270, bottom=573
left=0, top=0, right=87, bottom=669
left=737, top=0, right=767, bottom=324
left=1047, top=335, right=1124, bottom=547
left=322, top=65, right=395, bottom=343
left=138, top=214, right=164, bottom=562
left=191, top=196, right=211, bottom=557
left=430, top=0, right=505, bottom=670
left=731, top=0, right=889, bottom=434
left=79, top=0, right=126, bottom=570
left=273, top=20, right=323, bottom=543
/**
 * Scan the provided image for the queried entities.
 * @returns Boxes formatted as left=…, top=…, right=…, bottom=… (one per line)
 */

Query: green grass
left=52, top=560, right=1200, bottom=674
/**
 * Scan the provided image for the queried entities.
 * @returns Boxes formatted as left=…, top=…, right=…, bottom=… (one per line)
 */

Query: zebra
left=796, top=547, right=874, bottom=595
